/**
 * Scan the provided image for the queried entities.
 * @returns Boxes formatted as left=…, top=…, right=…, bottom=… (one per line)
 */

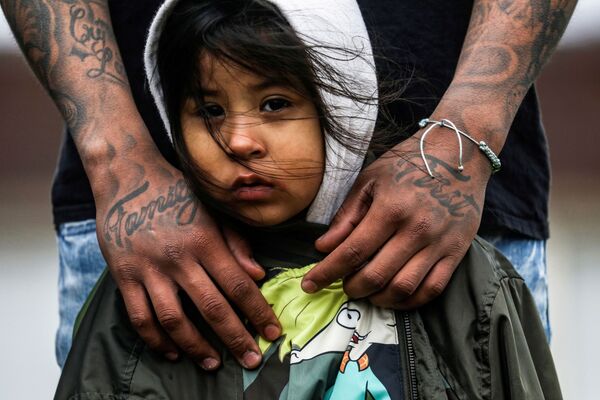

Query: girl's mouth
left=231, top=174, right=275, bottom=201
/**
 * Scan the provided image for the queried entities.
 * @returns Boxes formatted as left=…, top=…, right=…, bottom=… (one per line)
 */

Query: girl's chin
left=234, top=206, right=298, bottom=227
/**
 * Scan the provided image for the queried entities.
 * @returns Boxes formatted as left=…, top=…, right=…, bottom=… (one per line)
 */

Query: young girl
left=55, top=1, right=560, bottom=399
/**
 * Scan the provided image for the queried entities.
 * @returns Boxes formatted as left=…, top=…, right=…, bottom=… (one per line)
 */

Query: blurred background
left=1, top=2, right=599, bottom=398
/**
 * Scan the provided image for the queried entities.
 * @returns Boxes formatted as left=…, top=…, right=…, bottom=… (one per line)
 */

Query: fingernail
left=165, top=352, right=179, bottom=361
left=302, top=279, right=318, bottom=294
left=201, top=357, right=219, bottom=371
left=242, top=351, right=261, bottom=369
left=264, top=324, right=281, bottom=341
left=316, top=234, right=324, bottom=242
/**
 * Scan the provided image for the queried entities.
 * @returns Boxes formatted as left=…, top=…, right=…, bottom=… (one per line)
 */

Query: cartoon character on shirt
left=251, top=264, right=397, bottom=399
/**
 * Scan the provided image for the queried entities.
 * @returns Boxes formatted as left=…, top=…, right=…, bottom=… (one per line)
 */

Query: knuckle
left=343, top=244, right=364, bottom=266
left=226, top=278, right=253, bottom=301
left=391, top=278, right=418, bottom=298
left=423, top=280, right=446, bottom=298
left=362, top=268, right=388, bottom=291
left=388, top=202, right=409, bottom=222
left=410, top=217, right=433, bottom=237
left=129, top=312, right=152, bottom=332
left=245, top=302, right=272, bottom=326
left=199, top=295, right=228, bottom=324
left=157, top=309, right=184, bottom=332
left=161, top=241, right=186, bottom=263
left=449, top=235, right=470, bottom=254
left=189, top=231, right=212, bottom=251
left=225, top=333, right=248, bottom=353
left=113, top=262, right=139, bottom=283
left=178, top=339, right=204, bottom=358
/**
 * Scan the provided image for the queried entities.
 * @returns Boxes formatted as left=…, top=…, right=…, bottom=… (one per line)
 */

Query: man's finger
left=222, top=225, right=265, bottom=281
left=342, top=234, right=425, bottom=298
left=392, top=256, right=459, bottom=310
left=367, top=247, right=442, bottom=308
left=120, top=280, right=178, bottom=358
left=178, top=262, right=264, bottom=370
left=303, top=206, right=395, bottom=293
left=314, top=179, right=374, bottom=253
left=196, top=241, right=282, bottom=343
left=144, top=272, right=221, bottom=370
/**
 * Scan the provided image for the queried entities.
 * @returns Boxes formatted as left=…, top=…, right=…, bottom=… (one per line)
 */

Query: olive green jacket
left=55, top=223, right=561, bottom=399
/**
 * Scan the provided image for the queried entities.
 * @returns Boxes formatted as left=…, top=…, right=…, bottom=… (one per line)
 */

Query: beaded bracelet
left=418, top=118, right=501, bottom=178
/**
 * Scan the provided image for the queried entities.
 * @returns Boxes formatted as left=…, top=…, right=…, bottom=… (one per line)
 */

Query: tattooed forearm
left=67, top=0, right=126, bottom=84
left=2, top=0, right=53, bottom=87
left=103, top=180, right=199, bottom=248
left=394, top=155, right=481, bottom=217
left=444, top=0, right=577, bottom=138
left=1, top=0, right=128, bottom=136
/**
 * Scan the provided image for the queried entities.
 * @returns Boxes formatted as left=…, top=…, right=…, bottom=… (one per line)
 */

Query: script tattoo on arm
left=103, top=180, right=199, bottom=248
left=394, top=155, right=481, bottom=218
left=67, top=0, right=126, bottom=85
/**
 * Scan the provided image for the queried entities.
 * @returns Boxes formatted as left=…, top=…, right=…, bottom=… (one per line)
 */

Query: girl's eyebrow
left=249, top=77, right=290, bottom=91
left=198, top=78, right=292, bottom=98
left=200, top=87, right=219, bottom=97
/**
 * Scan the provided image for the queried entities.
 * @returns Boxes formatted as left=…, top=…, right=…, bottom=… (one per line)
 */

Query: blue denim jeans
left=56, top=219, right=106, bottom=367
left=55, top=219, right=551, bottom=366
left=480, top=233, right=551, bottom=340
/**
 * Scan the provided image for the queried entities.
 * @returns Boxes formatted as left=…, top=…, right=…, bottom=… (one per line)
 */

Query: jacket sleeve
left=418, top=237, right=562, bottom=400
left=489, top=270, right=562, bottom=400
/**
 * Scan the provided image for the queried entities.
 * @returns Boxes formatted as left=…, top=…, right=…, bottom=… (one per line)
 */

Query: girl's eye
left=261, top=98, right=291, bottom=112
left=201, top=104, right=225, bottom=118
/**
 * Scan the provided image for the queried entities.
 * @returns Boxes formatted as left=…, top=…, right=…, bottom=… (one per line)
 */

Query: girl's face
left=180, top=56, right=325, bottom=225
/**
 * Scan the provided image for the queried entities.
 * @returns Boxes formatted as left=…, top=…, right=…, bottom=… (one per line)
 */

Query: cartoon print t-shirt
left=243, top=265, right=405, bottom=400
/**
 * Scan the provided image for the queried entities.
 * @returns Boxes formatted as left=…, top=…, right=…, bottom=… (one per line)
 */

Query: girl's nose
left=222, top=116, right=267, bottom=160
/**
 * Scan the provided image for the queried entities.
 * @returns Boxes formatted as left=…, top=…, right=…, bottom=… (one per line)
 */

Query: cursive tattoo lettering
left=394, top=155, right=480, bottom=217
left=67, top=0, right=126, bottom=85
left=103, top=180, right=199, bottom=247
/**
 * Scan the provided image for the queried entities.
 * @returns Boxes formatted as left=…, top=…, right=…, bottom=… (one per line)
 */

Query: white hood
left=144, top=0, right=378, bottom=225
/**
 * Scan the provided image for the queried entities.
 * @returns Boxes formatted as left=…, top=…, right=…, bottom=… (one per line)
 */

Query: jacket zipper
left=402, top=312, right=418, bottom=400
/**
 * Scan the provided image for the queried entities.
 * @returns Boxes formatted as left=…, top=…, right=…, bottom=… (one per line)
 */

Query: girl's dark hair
left=156, top=0, right=404, bottom=210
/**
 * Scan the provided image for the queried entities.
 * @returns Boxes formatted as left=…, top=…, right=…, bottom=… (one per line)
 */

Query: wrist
left=434, top=82, right=511, bottom=153
left=78, top=124, right=172, bottom=202
left=415, top=119, right=495, bottom=183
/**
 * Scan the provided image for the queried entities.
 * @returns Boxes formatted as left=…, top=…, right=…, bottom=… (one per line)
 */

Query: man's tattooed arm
left=1, top=0, right=281, bottom=367
left=1, top=0, right=136, bottom=153
left=432, top=0, right=577, bottom=154
left=302, top=0, right=577, bottom=307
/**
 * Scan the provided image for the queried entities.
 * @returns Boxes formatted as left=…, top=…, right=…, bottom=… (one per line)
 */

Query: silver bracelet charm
left=418, top=118, right=501, bottom=178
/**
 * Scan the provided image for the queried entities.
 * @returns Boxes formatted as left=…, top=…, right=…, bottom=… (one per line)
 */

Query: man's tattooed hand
left=103, top=179, right=199, bottom=248
left=393, top=154, right=481, bottom=218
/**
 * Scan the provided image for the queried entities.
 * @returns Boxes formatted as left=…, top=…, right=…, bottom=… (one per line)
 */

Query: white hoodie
left=144, top=0, right=378, bottom=225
